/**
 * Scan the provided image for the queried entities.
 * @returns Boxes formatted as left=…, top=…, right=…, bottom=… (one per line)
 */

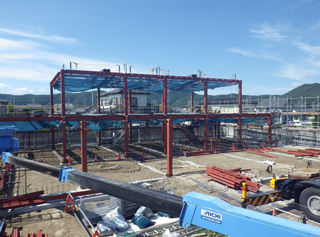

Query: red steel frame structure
left=1, top=69, right=273, bottom=176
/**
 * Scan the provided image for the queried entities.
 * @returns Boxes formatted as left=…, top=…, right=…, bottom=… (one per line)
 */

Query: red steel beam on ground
left=81, top=120, right=88, bottom=172
left=97, top=88, right=101, bottom=146
left=166, top=119, right=173, bottom=177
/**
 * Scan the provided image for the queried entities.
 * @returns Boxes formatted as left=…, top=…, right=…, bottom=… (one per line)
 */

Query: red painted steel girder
left=185, top=149, right=212, bottom=156
left=246, top=149, right=278, bottom=159
left=55, top=69, right=240, bottom=84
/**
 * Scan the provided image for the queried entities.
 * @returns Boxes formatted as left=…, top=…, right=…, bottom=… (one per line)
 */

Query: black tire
left=299, top=187, right=320, bottom=222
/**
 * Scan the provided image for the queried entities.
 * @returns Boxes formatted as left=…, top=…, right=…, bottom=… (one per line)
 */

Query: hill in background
left=0, top=83, right=318, bottom=107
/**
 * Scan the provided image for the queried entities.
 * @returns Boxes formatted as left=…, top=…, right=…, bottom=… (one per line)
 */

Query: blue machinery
left=1, top=127, right=320, bottom=236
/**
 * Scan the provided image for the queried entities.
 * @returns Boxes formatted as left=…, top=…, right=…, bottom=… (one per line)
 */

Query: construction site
left=1, top=68, right=320, bottom=237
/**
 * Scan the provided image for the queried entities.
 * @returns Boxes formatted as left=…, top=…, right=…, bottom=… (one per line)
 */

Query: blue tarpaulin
left=53, top=73, right=238, bottom=93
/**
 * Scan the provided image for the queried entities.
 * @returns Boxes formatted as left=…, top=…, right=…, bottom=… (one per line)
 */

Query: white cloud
left=277, top=63, right=320, bottom=81
left=295, top=42, right=320, bottom=56
left=290, top=0, right=314, bottom=11
left=250, top=23, right=287, bottom=41
left=0, top=27, right=77, bottom=43
left=0, top=83, right=6, bottom=88
left=13, top=87, right=34, bottom=94
left=290, top=82, right=303, bottom=87
left=227, top=47, right=281, bottom=61
left=0, top=37, right=41, bottom=50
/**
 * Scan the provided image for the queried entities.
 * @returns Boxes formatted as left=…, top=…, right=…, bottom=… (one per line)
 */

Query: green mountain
left=281, top=83, right=320, bottom=98
left=0, top=83, right=318, bottom=107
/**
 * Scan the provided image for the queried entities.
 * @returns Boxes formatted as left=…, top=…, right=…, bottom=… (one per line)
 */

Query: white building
left=100, top=89, right=151, bottom=113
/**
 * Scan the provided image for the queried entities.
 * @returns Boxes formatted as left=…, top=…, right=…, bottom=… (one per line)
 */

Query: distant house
left=100, top=89, right=151, bottom=113
left=0, top=100, right=8, bottom=117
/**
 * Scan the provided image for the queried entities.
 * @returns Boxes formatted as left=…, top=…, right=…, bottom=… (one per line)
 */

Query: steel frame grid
left=1, top=69, right=272, bottom=176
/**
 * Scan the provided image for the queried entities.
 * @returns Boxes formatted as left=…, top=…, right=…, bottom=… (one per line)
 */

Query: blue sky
left=0, top=0, right=320, bottom=95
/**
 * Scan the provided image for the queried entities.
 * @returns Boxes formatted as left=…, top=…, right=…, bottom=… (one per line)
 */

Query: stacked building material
left=206, top=167, right=261, bottom=192
left=245, top=149, right=278, bottom=159
left=263, top=148, right=319, bottom=157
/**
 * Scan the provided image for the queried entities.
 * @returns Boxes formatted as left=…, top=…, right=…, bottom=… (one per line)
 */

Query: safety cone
left=245, top=143, right=249, bottom=149
left=198, top=146, right=201, bottom=151
left=38, top=159, right=41, bottom=163
left=68, top=156, right=72, bottom=166
left=142, top=152, right=145, bottom=161
left=262, top=142, right=265, bottom=149
left=275, top=141, right=278, bottom=147
left=232, top=143, right=236, bottom=152
left=272, top=209, right=277, bottom=216
left=6, top=164, right=10, bottom=172
left=214, top=145, right=217, bottom=153
left=94, top=154, right=98, bottom=162
left=179, top=148, right=183, bottom=156
left=117, top=152, right=121, bottom=161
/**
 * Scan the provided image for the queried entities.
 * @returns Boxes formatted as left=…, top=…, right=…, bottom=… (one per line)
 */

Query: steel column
left=217, top=122, right=221, bottom=138
left=166, top=119, right=173, bottom=177
left=61, top=121, right=67, bottom=163
left=204, top=79, right=208, bottom=149
left=163, top=77, right=168, bottom=153
left=80, top=121, right=87, bottom=172
left=268, top=116, right=272, bottom=145
left=60, top=70, right=67, bottom=162
left=97, top=88, right=101, bottom=146
left=204, top=119, right=208, bottom=150
left=238, top=81, right=242, bottom=145
left=128, top=89, right=132, bottom=144
left=123, top=77, right=129, bottom=157
left=190, top=92, right=194, bottom=112
left=124, top=120, right=129, bottom=157
left=50, top=86, right=55, bottom=149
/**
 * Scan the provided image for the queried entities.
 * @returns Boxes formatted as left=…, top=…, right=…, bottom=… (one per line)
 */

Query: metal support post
left=217, top=122, right=221, bottom=138
left=128, top=89, right=132, bottom=144
left=124, top=120, right=129, bottom=158
left=190, top=92, right=194, bottom=112
left=203, top=79, right=208, bottom=149
left=204, top=119, right=208, bottom=150
left=61, top=120, right=67, bottom=163
left=166, top=119, right=173, bottom=177
left=97, top=88, right=101, bottom=146
left=60, top=70, right=66, bottom=117
left=50, top=85, right=55, bottom=149
left=80, top=120, right=88, bottom=172
left=268, top=116, right=272, bottom=145
left=238, top=81, right=242, bottom=145
left=123, top=77, right=129, bottom=157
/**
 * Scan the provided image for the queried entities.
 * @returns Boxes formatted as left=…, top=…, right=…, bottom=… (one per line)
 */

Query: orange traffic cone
left=94, top=154, right=98, bottom=162
left=198, top=146, right=201, bottom=151
left=262, top=142, right=265, bottom=149
left=232, top=143, right=236, bottom=152
left=68, top=156, right=72, bottom=166
left=117, top=152, right=121, bottom=161
left=272, top=209, right=277, bottom=216
left=179, top=148, right=183, bottom=156
left=214, top=145, right=217, bottom=153
left=142, top=152, right=145, bottom=161
left=275, top=141, right=278, bottom=147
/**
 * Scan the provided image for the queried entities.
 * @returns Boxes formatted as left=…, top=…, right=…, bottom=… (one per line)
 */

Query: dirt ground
left=3, top=144, right=320, bottom=235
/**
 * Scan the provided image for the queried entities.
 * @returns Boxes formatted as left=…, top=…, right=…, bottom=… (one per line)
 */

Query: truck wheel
left=299, top=187, right=320, bottom=222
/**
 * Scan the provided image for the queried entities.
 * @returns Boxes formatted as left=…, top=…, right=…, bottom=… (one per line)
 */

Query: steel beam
left=61, top=121, right=67, bottom=163
left=61, top=69, right=238, bottom=84
left=128, top=89, right=132, bottom=144
left=190, top=92, right=194, bottom=112
left=238, top=81, right=242, bottom=145
left=124, top=120, right=129, bottom=157
left=166, top=119, right=173, bottom=177
left=6, top=156, right=183, bottom=217
left=97, top=88, right=101, bottom=146
left=81, top=121, right=88, bottom=172
left=268, top=115, right=272, bottom=145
